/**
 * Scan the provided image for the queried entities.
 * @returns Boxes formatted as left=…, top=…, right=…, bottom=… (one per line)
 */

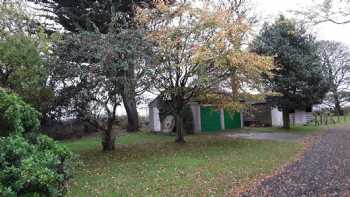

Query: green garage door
left=200, top=106, right=222, bottom=133
left=224, top=111, right=241, bottom=129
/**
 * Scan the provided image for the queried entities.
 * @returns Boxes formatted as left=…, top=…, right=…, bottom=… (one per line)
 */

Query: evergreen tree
left=28, top=0, right=173, bottom=33
left=28, top=0, right=173, bottom=131
left=251, top=16, right=329, bottom=128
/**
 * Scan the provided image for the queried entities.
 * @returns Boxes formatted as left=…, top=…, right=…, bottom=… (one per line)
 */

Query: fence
left=312, top=111, right=349, bottom=126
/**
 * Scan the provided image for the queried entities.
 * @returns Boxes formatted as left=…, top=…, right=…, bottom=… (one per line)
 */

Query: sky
left=27, top=0, right=350, bottom=45
left=253, top=0, right=350, bottom=45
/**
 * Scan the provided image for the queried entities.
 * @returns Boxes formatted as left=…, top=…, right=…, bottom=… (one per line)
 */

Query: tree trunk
left=102, top=123, right=115, bottom=151
left=335, top=101, right=343, bottom=116
left=121, top=91, right=139, bottom=132
left=120, top=60, right=139, bottom=132
left=175, top=114, right=185, bottom=143
left=334, top=93, right=343, bottom=116
left=282, top=108, right=290, bottom=129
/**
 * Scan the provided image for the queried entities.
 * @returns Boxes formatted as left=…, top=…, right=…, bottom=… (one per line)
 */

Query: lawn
left=64, top=132, right=302, bottom=196
left=64, top=132, right=174, bottom=152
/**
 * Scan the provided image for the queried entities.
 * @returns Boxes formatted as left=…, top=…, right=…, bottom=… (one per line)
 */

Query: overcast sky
left=254, top=0, right=350, bottom=45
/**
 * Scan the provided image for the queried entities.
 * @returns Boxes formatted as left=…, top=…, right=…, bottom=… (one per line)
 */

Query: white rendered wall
left=191, top=104, right=201, bottom=133
left=290, top=110, right=313, bottom=125
left=271, top=107, right=283, bottom=127
left=220, top=109, right=225, bottom=130
left=149, top=107, right=161, bottom=132
left=240, top=110, right=244, bottom=128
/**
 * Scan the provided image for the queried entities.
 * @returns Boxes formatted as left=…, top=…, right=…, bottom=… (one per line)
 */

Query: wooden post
left=314, top=113, right=317, bottom=126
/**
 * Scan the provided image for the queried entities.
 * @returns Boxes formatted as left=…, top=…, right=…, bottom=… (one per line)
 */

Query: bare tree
left=318, top=40, right=350, bottom=115
left=295, top=0, right=350, bottom=25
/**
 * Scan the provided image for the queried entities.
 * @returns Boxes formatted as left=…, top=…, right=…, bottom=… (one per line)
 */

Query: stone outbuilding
left=243, top=101, right=314, bottom=127
left=148, top=98, right=243, bottom=133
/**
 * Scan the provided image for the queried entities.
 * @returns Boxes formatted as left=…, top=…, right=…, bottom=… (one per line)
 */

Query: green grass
left=64, top=133, right=302, bottom=196
left=63, top=132, right=174, bottom=152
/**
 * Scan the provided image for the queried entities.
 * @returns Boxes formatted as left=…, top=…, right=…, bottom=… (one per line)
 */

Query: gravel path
left=225, top=132, right=304, bottom=142
left=240, top=125, right=350, bottom=197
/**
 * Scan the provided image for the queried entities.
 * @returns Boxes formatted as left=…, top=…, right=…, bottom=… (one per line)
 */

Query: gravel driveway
left=225, top=132, right=305, bottom=142
left=240, top=125, right=350, bottom=197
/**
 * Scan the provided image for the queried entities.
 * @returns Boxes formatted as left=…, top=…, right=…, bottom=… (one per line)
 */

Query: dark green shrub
left=0, top=88, right=40, bottom=136
left=0, top=89, right=73, bottom=197
left=0, top=134, right=73, bottom=197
